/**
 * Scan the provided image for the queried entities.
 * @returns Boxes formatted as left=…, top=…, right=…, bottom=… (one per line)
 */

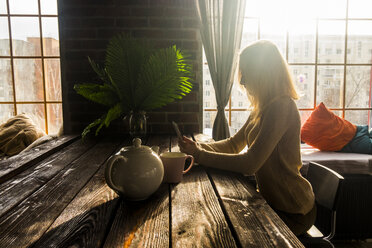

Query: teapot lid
left=120, top=138, right=153, bottom=154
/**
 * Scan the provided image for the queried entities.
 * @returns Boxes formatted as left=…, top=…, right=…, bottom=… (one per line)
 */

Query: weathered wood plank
left=103, top=184, right=169, bottom=248
left=169, top=136, right=236, bottom=247
left=0, top=139, right=96, bottom=218
left=31, top=156, right=126, bottom=248
left=0, top=139, right=122, bottom=248
left=103, top=135, right=170, bottom=248
left=0, top=135, right=79, bottom=183
left=170, top=166, right=237, bottom=248
left=192, top=134, right=304, bottom=247
left=208, top=169, right=305, bottom=248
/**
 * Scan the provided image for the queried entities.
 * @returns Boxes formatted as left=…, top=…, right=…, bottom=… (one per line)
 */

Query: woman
left=179, top=40, right=316, bottom=236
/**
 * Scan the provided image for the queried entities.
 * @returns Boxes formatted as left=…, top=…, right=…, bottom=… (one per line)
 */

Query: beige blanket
left=0, top=114, right=45, bottom=156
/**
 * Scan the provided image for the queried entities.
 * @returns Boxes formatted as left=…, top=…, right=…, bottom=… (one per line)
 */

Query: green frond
left=135, top=45, right=193, bottom=111
left=95, top=121, right=105, bottom=136
left=74, top=33, right=193, bottom=137
left=88, top=57, right=110, bottom=84
left=105, top=34, right=153, bottom=110
left=104, top=103, right=123, bottom=127
left=74, top=83, right=120, bottom=106
left=82, top=117, right=103, bottom=139
left=83, top=104, right=125, bottom=137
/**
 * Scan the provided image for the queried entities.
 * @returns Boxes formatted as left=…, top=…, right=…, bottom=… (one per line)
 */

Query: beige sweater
left=196, top=97, right=315, bottom=215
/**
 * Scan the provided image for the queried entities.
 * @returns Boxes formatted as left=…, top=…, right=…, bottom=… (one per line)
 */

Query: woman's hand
left=178, top=136, right=201, bottom=158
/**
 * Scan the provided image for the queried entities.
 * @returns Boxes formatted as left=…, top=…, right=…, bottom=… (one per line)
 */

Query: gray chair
left=300, top=162, right=344, bottom=248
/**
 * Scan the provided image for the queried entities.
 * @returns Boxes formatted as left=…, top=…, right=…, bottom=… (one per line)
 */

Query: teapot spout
left=151, top=146, right=160, bottom=154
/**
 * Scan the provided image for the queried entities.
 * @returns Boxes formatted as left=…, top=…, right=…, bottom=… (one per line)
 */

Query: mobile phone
left=172, top=121, right=183, bottom=140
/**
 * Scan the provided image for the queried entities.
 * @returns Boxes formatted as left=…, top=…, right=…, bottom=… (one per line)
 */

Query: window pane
left=318, top=20, right=345, bottom=64
left=245, top=0, right=259, bottom=17
left=288, top=20, right=316, bottom=63
left=14, top=59, right=43, bottom=101
left=44, top=59, right=61, bottom=101
left=345, top=110, right=372, bottom=126
left=0, top=59, right=13, bottom=101
left=11, top=17, right=41, bottom=56
left=40, top=0, right=57, bottom=15
left=299, top=110, right=312, bottom=127
left=260, top=19, right=286, bottom=56
left=349, top=0, right=372, bottom=19
left=345, top=66, right=372, bottom=108
left=231, top=81, right=249, bottom=109
left=290, top=65, right=315, bottom=108
left=0, top=17, right=10, bottom=56
left=203, top=63, right=217, bottom=109
left=203, top=111, right=216, bottom=136
left=17, top=103, right=46, bottom=132
left=9, top=0, right=38, bottom=14
left=0, top=0, right=6, bottom=14
left=316, top=0, right=346, bottom=19
left=332, top=110, right=342, bottom=118
left=42, top=17, right=60, bottom=56
left=0, top=104, right=15, bottom=123
left=231, top=111, right=250, bottom=135
left=241, top=18, right=258, bottom=48
left=317, top=66, right=344, bottom=108
left=347, top=21, right=372, bottom=64
left=47, top=103, right=62, bottom=134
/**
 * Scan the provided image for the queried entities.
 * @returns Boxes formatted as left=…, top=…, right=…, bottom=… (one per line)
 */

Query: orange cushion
left=301, top=102, right=357, bottom=151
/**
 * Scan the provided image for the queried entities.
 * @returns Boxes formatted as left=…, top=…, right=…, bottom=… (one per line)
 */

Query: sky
left=244, top=0, right=372, bottom=35
left=0, top=0, right=58, bottom=41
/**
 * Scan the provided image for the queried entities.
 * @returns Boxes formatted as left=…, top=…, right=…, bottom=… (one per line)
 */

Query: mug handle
left=183, top=155, right=194, bottom=174
left=104, top=155, right=125, bottom=193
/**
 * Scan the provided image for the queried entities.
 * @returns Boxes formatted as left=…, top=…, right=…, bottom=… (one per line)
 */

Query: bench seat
left=301, top=144, right=372, bottom=240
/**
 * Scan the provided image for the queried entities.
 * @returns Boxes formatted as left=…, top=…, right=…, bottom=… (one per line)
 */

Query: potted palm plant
left=74, top=33, right=193, bottom=138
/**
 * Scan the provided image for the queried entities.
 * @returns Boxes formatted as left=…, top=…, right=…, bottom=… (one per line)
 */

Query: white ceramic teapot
left=104, top=138, right=164, bottom=201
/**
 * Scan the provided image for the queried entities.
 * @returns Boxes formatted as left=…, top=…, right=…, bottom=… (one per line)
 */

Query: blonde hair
left=239, top=40, right=298, bottom=121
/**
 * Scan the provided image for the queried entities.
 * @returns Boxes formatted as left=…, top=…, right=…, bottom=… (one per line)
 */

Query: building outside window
left=0, top=0, right=62, bottom=134
left=203, top=0, right=372, bottom=136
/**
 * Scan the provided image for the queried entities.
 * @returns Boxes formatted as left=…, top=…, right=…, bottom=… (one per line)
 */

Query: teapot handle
left=104, top=155, right=125, bottom=193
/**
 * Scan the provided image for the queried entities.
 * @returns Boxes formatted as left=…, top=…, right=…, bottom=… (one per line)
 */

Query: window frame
left=0, top=0, right=61, bottom=133
left=203, top=1, right=372, bottom=130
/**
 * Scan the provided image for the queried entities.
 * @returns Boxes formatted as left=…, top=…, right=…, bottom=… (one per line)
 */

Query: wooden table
left=0, top=134, right=304, bottom=248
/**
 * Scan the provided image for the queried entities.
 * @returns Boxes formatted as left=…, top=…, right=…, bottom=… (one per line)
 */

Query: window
left=0, top=0, right=62, bottom=134
left=304, top=41, right=309, bottom=57
left=203, top=0, right=372, bottom=135
left=205, top=79, right=210, bottom=86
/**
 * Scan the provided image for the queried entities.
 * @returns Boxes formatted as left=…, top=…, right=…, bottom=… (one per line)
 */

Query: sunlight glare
left=349, top=0, right=372, bottom=18
left=245, top=0, right=348, bottom=34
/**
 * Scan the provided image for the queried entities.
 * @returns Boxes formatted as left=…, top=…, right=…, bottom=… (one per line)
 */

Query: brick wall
left=58, top=0, right=202, bottom=136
